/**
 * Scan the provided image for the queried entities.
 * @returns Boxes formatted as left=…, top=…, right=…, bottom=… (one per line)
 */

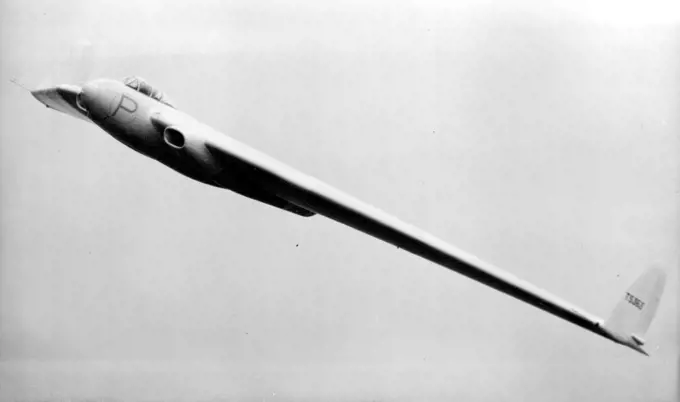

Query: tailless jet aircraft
left=29, top=76, right=666, bottom=355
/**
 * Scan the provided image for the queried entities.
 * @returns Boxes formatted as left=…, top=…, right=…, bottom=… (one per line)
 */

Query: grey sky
left=1, top=0, right=678, bottom=401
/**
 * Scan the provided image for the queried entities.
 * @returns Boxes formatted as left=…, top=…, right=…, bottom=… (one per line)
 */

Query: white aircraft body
left=29, top=76, right=666, bottom=355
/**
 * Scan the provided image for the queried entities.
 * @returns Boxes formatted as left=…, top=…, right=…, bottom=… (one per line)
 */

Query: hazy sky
left=1, top=1, right=678, bottom=401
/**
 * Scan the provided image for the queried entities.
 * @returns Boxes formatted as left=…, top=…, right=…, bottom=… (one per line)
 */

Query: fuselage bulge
left=29, top=76, right=665, bottom=355
left=33, top=77, right=314, bottom=216
left=80, top=78, right=211, bottom=183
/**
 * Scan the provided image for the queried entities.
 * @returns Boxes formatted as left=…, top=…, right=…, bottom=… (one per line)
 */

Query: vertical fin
left=603, top=267, right=666, bottom=350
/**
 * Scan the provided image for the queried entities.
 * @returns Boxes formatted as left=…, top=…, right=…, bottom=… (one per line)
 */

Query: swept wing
left=162, top=119, right=664, bottom=355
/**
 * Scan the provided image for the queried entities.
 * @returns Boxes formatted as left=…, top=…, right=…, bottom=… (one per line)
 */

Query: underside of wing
left=202, top=132, right=613, bottom=340
left=208, top=145, right=316, bottom=217
left=149, top=114, right=315, bottom=218
left=228, top=183, right=316, bottom=217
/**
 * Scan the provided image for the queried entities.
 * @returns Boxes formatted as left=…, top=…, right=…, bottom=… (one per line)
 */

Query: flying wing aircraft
left=29, top=76, right=666, bottom=355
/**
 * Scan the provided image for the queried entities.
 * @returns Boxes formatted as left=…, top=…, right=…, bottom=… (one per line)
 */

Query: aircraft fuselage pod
left=82, top=78, right=215, bottom=185
left=38, top=77, right=314, bottom=216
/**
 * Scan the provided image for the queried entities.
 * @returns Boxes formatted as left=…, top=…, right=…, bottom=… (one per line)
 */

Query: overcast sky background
left=1, top=0, right=678, bottom=401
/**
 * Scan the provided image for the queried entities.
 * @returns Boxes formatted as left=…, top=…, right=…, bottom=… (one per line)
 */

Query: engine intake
left=158, top=124, right=221, bottom=175
left=163, top=127, right=185, bottom=149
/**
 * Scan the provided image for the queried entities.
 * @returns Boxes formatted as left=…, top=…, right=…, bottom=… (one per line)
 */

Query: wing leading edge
left=199, top=127, right=662, bottom=355
left=31, top=85, right=90, bottom=122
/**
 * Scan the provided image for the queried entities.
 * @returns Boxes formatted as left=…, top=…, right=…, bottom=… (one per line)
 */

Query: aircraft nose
left=80, top=81, right=120, bottom=120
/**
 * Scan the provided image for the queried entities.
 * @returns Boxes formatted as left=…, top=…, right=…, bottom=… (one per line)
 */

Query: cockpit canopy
left=122, top=76, right=175, bottom=108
